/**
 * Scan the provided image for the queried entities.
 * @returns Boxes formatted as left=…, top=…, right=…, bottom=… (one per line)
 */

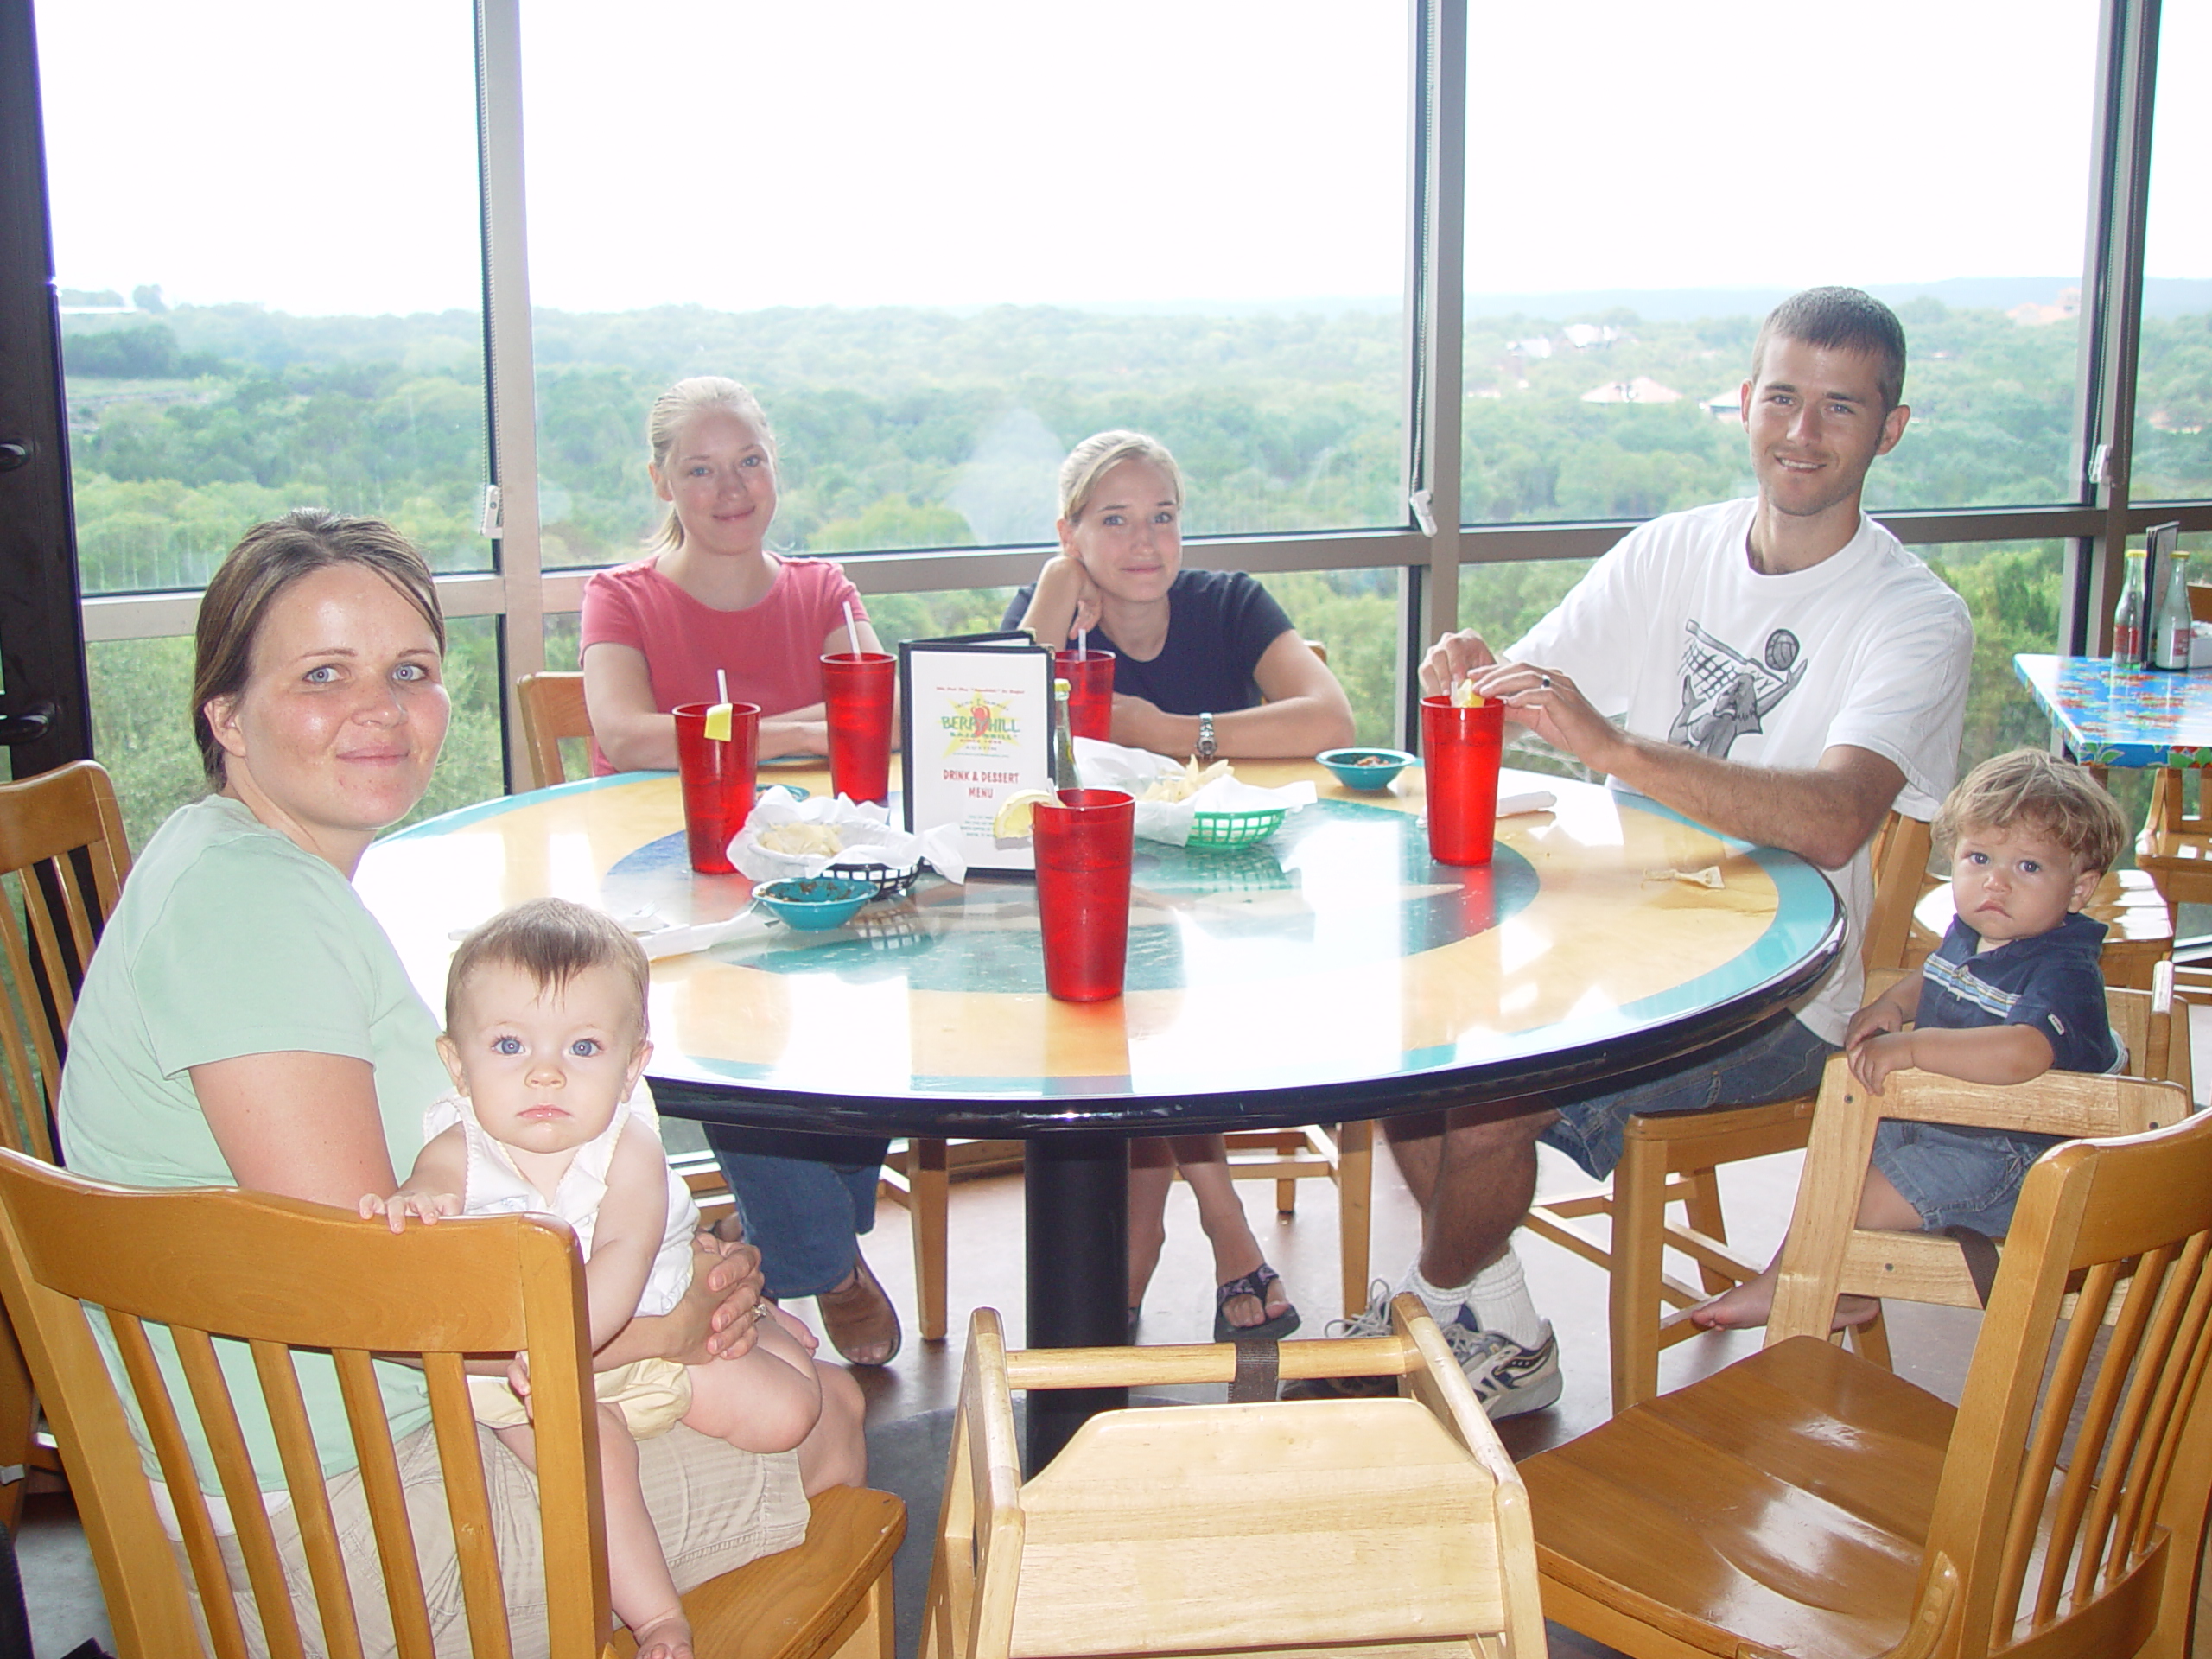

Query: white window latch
left=479, top=484, right=503, bottom=538
left=1408, top=489, right=1438, bottom=537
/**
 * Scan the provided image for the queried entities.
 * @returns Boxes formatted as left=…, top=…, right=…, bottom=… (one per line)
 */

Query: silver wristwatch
left=1196, top=712, right=1217, bottom=761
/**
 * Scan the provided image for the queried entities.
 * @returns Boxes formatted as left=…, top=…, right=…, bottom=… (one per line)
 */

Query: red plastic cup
left=672, top=701, right=760, bottom=874
left=1420, top=695, right=1504, bottom=866
left=821, top=652, right=895, bottom=805
left=1032, top=788, right=1135, bottom=1002
left=1053, top=648, right=1116, bottom=741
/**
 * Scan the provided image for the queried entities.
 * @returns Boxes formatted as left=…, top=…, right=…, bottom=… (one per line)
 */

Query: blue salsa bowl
left=1316, top=747, right=1416, bottom=790
left=752, top=876, right=874, bottom=931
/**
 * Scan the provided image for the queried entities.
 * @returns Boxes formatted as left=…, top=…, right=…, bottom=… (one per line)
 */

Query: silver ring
left=1539, top=674, right=1553, bottom=690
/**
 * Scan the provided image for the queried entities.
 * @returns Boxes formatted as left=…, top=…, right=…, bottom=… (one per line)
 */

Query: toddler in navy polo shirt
left=1698, top=747, right=2130, bottom=1331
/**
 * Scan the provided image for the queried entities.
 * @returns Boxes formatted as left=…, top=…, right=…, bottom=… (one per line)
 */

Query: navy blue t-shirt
left=1001, top=569, right=1294, bottom=715
left=1919, top=911, right=2118, bottom=1074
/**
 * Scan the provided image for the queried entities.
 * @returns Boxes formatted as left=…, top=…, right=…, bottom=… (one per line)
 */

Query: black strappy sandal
left=1214, top=1263, right=1300, bottom=1343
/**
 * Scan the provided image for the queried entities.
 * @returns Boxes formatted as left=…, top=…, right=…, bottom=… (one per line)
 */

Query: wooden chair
left=514, top=672, right=973, bottom=1341
left=0, top=758, right=132, bottom=1529
left=1522, top=1087, right=2212, bottom=1659
left=922, top=1296, right=1547, bottom=1659
left=0, top=1147, right=903, bottom=1659
left=2133, top=766, right=2212, bottom=977
left=1522, top=808, right=1933, bottom=1413
left=517, top=669, right=594, bottom=788
left=1763, top=1051, right=2190, bottom=1346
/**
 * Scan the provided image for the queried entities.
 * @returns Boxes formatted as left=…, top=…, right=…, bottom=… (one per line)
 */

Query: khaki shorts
left=194, top=1421, right=809, bottom=1657
left=468, top=1357, right=694, bottom=1439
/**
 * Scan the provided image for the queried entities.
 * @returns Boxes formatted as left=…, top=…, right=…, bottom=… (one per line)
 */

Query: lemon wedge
left=703, top=702, right=734, bottom=741
left=991, top=789, right=1057, bottom=839
left=1450, top=679, right=1484, bottom=709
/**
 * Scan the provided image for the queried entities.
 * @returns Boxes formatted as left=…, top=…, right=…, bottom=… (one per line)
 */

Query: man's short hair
left=445, top=897, right=651, bottom=1034
left=1751, top=286, right=1909, bottom=413
left=1933, top=748, right=2129, bottom=874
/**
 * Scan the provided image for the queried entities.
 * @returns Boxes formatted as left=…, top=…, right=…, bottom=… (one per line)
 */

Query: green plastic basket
left=1185, top=807, right=1287, bottom=850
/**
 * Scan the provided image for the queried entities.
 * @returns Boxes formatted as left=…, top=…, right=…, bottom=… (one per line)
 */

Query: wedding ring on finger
left=1538, top=674, right=1553, bottom=690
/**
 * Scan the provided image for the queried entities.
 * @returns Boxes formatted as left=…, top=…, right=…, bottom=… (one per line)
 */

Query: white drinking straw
left=716, top=668, right=729, bottom=705
left=1077, top=626, right=1089, bottom=656
left=843, top=601, right=861, bottom=658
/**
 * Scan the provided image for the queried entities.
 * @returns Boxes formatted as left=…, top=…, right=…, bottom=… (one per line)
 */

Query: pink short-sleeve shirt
left=579, top=555, right=869, bottom=774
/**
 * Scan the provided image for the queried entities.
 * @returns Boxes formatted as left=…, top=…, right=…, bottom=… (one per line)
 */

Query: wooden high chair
left=923, top=1297, right=1547, bottom=1659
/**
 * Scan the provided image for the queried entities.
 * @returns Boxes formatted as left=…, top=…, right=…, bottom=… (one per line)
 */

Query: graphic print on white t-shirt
left=1667, top=619, right=1809, bottom=757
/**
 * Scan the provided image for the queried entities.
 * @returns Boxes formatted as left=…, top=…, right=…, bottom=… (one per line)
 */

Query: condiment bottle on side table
left=2113, top=549, right=2147, bottom=667
left=1052, top=677, right=1079, bottom=792
left=2152, top=549, right=2194, bottom=672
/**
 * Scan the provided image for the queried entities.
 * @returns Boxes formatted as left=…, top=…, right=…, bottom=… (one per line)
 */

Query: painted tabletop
left=355, top=760, right=1843, bottom=1138
left=2015, top=654, right=2212, bottom=769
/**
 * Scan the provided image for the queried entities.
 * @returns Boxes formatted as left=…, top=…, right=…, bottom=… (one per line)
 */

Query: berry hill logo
left=938, top=690, right=1020, bottom=757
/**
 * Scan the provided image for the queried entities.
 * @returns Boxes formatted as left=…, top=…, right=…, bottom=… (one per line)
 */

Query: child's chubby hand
left=1843, top=999, right=1907, bottom=1054
left=1847, top=1030, right=1916, bottom=1096
left=359, top=1189, right=462, bottom=1232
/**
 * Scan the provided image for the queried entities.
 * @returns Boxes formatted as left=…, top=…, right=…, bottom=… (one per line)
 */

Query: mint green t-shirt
left=59, top=794, right=453, bottom=1487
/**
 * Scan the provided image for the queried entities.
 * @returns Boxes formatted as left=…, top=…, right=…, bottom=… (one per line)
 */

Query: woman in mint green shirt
left=58, top=510, right=860, bottom=1654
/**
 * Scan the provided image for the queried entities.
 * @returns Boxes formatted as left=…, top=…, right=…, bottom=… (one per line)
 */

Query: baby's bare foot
left=1688, top=1274, right=1882, bottom=1334
left=630, top=1612, right=693, bottom=1659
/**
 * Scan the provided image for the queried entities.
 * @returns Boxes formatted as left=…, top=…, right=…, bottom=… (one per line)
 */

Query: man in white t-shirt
left=1313, top=288, right=1974, bottom=1416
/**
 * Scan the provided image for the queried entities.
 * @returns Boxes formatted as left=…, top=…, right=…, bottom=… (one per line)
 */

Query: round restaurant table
left=358, top=759, right=1841, bottom=1462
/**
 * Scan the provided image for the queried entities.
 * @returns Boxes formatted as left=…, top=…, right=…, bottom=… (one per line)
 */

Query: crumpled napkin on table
left=731, top=788, right=928, bottom=885
left=1072, top=738, right=1317, bottom=848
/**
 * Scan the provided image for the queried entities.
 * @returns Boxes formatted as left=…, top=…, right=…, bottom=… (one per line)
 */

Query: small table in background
left=2013, top=654, right=2212, bottom=769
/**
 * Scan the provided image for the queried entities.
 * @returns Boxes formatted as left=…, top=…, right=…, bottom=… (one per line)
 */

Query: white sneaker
left=1327, top=1281, right=1400, bottom=1341
left=1444, top=1307, right=1562, bottom=1419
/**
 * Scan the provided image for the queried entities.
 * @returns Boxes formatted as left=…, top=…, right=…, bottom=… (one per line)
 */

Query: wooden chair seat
left=1526, top=1103, right=2212, bottom=1659
left=924, top=1297, right=1546, bottom=1659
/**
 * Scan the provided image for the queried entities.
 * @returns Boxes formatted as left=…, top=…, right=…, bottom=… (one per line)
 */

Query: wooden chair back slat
left=332, top=1349, right=439, bottom=1659
left=516, top=671, right=592, bottom=790
left=0, top=1154, right=613, bottom=1657
left=251, top=1337, right=365, bottom=1659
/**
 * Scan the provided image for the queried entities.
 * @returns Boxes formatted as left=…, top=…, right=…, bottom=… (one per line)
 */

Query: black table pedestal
left=1023, top=1133, right=1129, bottom=1469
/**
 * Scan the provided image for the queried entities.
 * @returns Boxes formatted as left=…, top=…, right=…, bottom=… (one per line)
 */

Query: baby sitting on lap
left=365, top=898, right=826, bottom=1659
left=1698, top=747, right=2129, bottom=1331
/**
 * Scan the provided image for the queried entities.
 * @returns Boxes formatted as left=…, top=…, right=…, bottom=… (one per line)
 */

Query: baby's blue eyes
left=493, top=1036, right=522, bottom=1055
left=570, top=1039, right=601, bottom=1058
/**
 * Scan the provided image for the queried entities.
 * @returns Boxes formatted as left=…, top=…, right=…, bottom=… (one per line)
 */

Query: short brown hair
left=1933, top=748, right=2128, bottom=874
left=1751, top=286, right=1909, bottom=413
left=444, top=898, right=651, bottom=1035
left=192, top=511, right=444, bottom=785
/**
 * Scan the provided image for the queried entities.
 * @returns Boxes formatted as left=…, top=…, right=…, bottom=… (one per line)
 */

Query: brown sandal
left=817, top=1253, right=902, bottom=1365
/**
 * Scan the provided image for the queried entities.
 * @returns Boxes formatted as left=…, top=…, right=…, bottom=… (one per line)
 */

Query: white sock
left=1395, top=1262, right=1474, bottom=1327
left=1464, top=1248, right=1548, bottom=1350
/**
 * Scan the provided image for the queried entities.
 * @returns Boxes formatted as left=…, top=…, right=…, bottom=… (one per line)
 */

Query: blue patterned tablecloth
left=2014, top=654, right=2212, bottom=769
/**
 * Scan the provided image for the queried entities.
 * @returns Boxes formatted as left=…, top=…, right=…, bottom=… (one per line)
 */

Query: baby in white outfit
left=366, top=899, right=822, bottom=1659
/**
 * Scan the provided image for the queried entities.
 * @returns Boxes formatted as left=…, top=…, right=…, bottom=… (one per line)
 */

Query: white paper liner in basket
left=732, top=789, right=928, bottom=885
left=1071, top=738, right=1316, bottom=849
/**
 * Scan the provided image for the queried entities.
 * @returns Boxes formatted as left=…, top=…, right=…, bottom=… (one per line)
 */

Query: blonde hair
left=1933, top=747, right=2128, bottom=874
left=445, top=897, right=651, bottom=1036
left=1058, top=430, right=1184, bottom=524
left=645, top=376, right=777, bottom=554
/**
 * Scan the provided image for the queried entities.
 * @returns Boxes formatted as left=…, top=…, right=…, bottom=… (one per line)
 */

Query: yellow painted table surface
left=357, top=760, right=1842, bottom=1137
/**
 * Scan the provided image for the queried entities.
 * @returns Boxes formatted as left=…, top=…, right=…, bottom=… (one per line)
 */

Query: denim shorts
left=1538, top=1012, right=1837, bottom=1181
left=1870, top=1119, right=2065, bottom=1235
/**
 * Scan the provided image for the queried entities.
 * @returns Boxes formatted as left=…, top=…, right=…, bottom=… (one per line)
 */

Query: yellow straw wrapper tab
left=704, top=702, right=733, bottom=742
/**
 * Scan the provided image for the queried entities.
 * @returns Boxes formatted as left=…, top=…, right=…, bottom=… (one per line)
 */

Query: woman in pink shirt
left=582, top=377, right=902, bottom=1366
left=581, top=377, right=886, bottom=772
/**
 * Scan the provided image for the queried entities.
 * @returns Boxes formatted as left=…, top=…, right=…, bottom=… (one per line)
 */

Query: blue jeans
left=1538, top=1013, right=1837, bottom=1181
left=702, top=1126, right=887, bottom=1300
left=1871, top=1121, right=2064, bottom=1234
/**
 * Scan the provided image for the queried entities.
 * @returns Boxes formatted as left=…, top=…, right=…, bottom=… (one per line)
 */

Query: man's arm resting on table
left=1588, top=731, right=1904, bottom=871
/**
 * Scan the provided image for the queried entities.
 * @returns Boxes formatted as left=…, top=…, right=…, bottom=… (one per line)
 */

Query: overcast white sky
left=35, top=0, right=2209, bottom=317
